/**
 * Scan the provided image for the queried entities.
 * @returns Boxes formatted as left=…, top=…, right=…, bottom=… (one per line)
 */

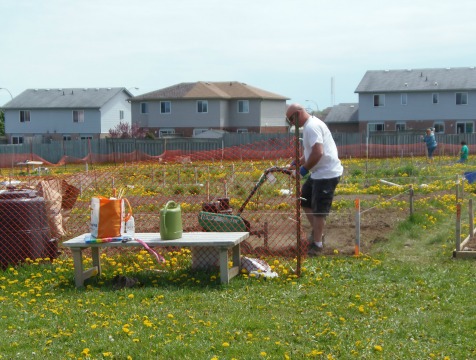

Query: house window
left=368, top=123, right=384, bottom=132
left=456, top=122, right=473, bottom=134
left=73, top=110, right=84, bottom=123
left=238, top=100, right=249, bottom=113
left=20, top=110, right=30, bottom=123
left=12, top=136, right=24, bottom=144
left=401, top=94, right=407, bottom=105
left=237, top=128, right=248, bottom=134
left=80, top=136, right=93, bottom=140
left=396, top=123, right=406, bottom=131
left=432, top=93, right=439, bottom=104
left=373, top=94, right=385, bottom=107
left=63, top=135, right=72, bottom=141
left=456, top=92, right=468, bottom=105
left=433, top=123, right=445, bottom=134
left=119, top=110, right=124, bottom=120
left=193, top=128, right=208, bottom=136
left=140, top=102, right=148, bottom=114
left=197, top=100, right=208, bottom=113
left=159, top=128, right=175, bottom=137
left=160, top=101, right=171, bottom=114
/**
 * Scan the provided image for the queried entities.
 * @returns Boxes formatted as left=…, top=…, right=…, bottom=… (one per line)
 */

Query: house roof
left=325, top=103, right=359, bottom=123
left=355, top=67, right=476, bottom=93
left=132, top=81, right=289, bottom=101
left=2, top=87, right=131, bottom=109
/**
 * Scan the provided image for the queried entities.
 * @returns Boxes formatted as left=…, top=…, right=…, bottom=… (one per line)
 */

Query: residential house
left=130, top=81, right=289, bottom=137
left=2, top=87, right=133, bottom=144
left=355, top=67, right=476, bottom=134
left=324, top=103, right=359, bottom=134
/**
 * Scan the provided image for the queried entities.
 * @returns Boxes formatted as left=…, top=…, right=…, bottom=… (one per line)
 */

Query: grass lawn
left=1, top=157, right=476, bottom=359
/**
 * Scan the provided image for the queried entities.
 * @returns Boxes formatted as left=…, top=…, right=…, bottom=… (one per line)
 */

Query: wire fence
left=0, top=131, right=475, bottom=167
left=0, top=136, right=467, bottom=282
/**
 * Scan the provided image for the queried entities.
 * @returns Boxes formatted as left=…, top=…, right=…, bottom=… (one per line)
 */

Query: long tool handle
left=237, top=167, right=293, bottom=215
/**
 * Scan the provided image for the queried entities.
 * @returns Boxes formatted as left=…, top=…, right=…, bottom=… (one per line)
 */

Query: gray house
left=355, top=67, right=476, bottom=134
left=3, top=87, right=133, bottom=144
left=130, top=81, right=289, bottom=137
left=324, top=103, right=359, bottom=133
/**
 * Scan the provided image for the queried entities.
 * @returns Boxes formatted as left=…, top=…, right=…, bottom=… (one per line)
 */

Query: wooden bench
left=62, top=232, right=249, bottom=287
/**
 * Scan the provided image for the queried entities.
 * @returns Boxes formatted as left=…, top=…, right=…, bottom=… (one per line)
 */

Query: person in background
left=421, top=128, right=437, bottom=162
left=286, top=104, right=343, bottom=255
left=457, top=141, right=469, bottom=163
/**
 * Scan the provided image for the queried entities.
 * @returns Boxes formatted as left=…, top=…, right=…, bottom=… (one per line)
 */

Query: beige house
left=130, top=81, right=289, bottom=137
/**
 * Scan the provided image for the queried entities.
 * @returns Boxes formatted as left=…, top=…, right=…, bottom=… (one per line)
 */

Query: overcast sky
left=1, top=0, right=475, bottom=111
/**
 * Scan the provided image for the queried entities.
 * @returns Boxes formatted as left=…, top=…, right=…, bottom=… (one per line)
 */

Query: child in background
left=457, top=141, right=469, bottom=163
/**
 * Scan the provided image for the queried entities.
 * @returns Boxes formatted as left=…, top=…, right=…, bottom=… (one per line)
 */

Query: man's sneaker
left=307, top=242, right=323, bottom=256
left=306, top=232, right=325, bottom=246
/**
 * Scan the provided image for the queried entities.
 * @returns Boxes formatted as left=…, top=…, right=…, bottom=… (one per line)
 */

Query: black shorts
left=301, top=176, right=340, bottom=217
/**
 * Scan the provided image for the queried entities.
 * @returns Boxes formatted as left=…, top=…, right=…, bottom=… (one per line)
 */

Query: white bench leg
left=232, top=243, right=240, bottom=267
left=219, top=244, right=241, bottom=284
left=91, top=247, right=101, bottom=276
left=71, top=248, right=85, bottom=288
left=219, top=248, right=230, bottom=284
left=71, top=247, right=101, bottom=288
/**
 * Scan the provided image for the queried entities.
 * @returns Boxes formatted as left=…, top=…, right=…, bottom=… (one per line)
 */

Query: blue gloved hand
left=299, top=166, right=309, bottom=177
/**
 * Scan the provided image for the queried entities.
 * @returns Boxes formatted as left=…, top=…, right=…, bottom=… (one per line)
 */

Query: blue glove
left=299, top=166, right=309, bottom=177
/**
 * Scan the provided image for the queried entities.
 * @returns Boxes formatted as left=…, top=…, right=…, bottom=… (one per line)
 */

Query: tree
left=0, top=111, right=5, bottom=136
left=108, top=121, right=144, bottom=139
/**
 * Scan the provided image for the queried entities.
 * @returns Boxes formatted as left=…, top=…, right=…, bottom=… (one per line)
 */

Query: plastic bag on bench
left=90, top=196, right=132, bottom=239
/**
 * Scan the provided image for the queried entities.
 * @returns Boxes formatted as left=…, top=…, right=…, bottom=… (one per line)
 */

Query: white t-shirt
left=302, top=116, right=343, bottom=179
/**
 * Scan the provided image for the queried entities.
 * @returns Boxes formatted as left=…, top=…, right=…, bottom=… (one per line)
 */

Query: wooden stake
left=206, top=181, right=210, bottom=202
left=355, top=198, right=361, bottom=256
left=469, top=198, right=474, bottom=244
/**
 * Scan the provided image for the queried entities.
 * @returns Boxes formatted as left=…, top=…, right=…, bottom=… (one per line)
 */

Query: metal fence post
left=294, top=120, right=302, bottom=277
left=456, top=202, right=461, bottom=252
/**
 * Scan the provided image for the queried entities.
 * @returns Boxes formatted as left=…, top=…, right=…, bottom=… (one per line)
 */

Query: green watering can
left=160, top=201, right=183, bottom=240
